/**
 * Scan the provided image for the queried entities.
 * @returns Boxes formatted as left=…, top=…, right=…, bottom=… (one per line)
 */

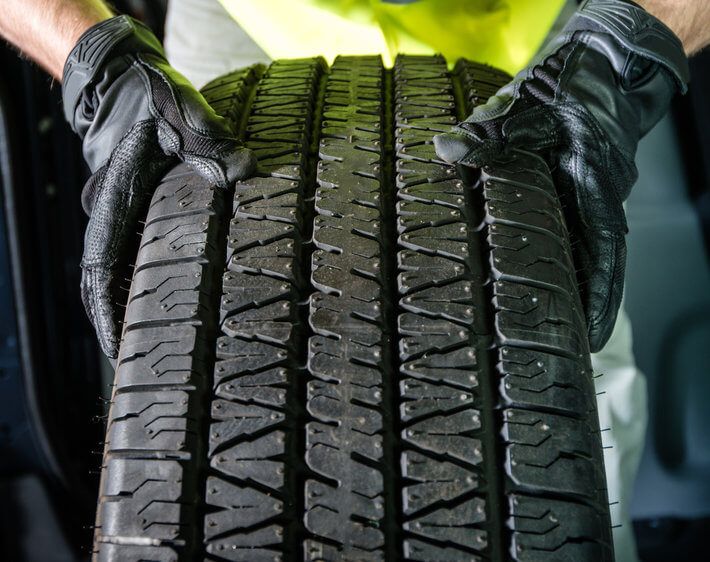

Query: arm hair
left=0, top=0, right=113, bottom=79
left=637, top=0, right=710, bottom=55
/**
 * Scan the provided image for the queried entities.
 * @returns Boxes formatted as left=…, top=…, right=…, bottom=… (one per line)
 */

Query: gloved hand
left=62, top=15, right=255, bottom=358
left=434, top=0, right=689, bottom=352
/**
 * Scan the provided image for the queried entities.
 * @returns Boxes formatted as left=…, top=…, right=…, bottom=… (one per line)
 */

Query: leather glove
left=434, top=0, right=689, bottom=352
left=62, top=15, right=255, bottom=358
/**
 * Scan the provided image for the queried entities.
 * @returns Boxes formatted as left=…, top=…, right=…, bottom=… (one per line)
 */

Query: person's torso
left=217, top=0, right=565, bottom=74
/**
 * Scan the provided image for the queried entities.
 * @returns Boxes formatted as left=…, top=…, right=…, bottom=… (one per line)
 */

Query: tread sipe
left=92, top=55, right=613, bottom=562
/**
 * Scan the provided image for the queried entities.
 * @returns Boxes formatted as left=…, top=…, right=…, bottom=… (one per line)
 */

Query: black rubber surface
left=92, top=56, right=613, bottom=562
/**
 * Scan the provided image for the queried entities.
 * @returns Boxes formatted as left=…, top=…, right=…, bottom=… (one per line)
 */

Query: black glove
left=434, top=0, right=689, bottom=352
left=62, top=15, right=255, bottom=358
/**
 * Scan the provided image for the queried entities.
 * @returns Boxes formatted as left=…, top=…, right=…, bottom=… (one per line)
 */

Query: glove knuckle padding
left=150, top=57, right=250, bottom=174
left=139, top=57, right=254, bottom=187
left=141, top=55, right=229, bottom=136
left=502, top=106, right=559, bottom=149
left=433, top=0, right=688, bottom=351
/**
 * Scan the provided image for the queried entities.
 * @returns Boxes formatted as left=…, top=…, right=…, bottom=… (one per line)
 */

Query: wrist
left=567, top=0, right=689, bottom=92
left=61, top=6, right=114, bottom=68
left=62, top=15, right=165, bottom=130
left=634, top=0, right=702, bottom=55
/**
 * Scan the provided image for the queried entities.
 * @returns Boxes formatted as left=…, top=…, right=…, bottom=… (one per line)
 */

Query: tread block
left=398, top=313, right=469, bottom=359
left=204, top=476, right=283, bottom=538
left=398, top=251, right=464, bottom=294
left=488, top=224, right=575, bottom=286
left=397, top=199, right=462, bottom=230
left=126, top=262, right=207, bottom=324
left=308, top=336, right=383, bottom=388
left=403, top=410, right=483, bottom=466
left=304, top=503, right=384, bottom=552
left=400, top=281, right=476, bottom=325
left=108, top=390, right=191, bottom=451
left=215, top=367, right=288, bottom=408
left=485, top=180, right=567, bottom=240
left=138, top=212, right=214, bottom=265
left=310, top=292, right=381, bottom=338
left=502, top=409, right=601, bottom=498
left=206, top=530, right=282, bottom=562
left=403, top=498, right=487, bottom=551
left=95, top=543, right=180, bottom=562
left=401, top=451, right=480, bottom=515
left=115, top=325, right=207, bottom=389
left=221, top=300, right=294, bottom=342
left=236, top=191, right=300, bottom=222
left=227, top=217, right=297, bottom=260
left=147, top=179, right=222, bottom=222
left=509, top=494, right=608, bottom=561
left=396, top=159, right=458, bottom=189
left=401, top=346, right=480, bottom=389
left=492, top=278, right=584, bottom=355
left=210, top=400, right=285, bottom=450
left=214, top=339, right=288, bottom=389
left=400, top=378, right=475, bottom=421
left=400, top=222, right=469, bottom=260
left=227, top=240, right=297, bottom=282
left=404, top=538, right=483, bottom=562
left=498, top=346, right=595, bottom=416
left=209, top=431, right=286, bottom=489
left=98, top=458, right=191, bottom=542
left=398, top=179, right=465, bottom=208
left=304, top=540, right=378, bottom=562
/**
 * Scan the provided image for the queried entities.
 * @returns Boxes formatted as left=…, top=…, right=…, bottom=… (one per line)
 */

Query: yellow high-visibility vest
left=218, top=0, right=565, bottom=75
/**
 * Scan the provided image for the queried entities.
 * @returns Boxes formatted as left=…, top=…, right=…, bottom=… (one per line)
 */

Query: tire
left=92, top=56, right=613, bottom=562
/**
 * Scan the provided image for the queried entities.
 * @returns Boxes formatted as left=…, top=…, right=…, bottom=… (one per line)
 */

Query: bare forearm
left=0, top=0, right=113, bottom=79
left=637, top=0, right=710, bottom=55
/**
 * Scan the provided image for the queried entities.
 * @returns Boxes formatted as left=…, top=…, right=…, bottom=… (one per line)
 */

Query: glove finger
left=81, top=265, right=121, bottom=358
left=81, top=122, right=174, bottom=357
left=462, top=91, right=514, bottom=123
left=177, top=138, right=257, bottom=188
left=433, top=130, right=503, bottom=168
left=577, top=229, right=627, bottom=353
left=434, top=102, right=559, bottom=169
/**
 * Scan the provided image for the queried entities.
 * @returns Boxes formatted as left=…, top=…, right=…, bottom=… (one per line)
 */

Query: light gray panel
left=626, top=114, right=710, bottom=518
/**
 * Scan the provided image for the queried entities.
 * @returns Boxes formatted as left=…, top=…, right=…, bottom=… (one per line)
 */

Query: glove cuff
left=62, top=15, right=165, bottom=131
left=565, top=0, right=689, bottom=92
